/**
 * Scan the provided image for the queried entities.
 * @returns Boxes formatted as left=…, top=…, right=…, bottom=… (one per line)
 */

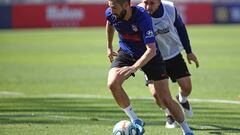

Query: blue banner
left=214, top=4, right=240, bottom=24
left=0, top=5, right=12, bottom=28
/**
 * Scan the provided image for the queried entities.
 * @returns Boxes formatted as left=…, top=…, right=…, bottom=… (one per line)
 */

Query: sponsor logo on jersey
left=145, top=30, right=154, bottom=38
left=155, top=27, right=170, bottom=35
left=154, top=22, right=170, bottom=35
left=131, top=25, right=138, bottom=32
left=154, top=21, right=162, bottom=25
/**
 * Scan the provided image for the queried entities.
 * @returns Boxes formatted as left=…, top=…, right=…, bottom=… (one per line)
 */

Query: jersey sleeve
left=138, top=13, right=155, bottom=45
left=174, top=8, right=192, bottom=54
left=105, top=7, right=116, bottom=25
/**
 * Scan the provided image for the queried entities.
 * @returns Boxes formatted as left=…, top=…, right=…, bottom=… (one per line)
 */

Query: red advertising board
left=12, top=4, right=108, bottom=28
left=176, top=3, right=213, bottom=24
left=11, top=3, right=214, bottom=28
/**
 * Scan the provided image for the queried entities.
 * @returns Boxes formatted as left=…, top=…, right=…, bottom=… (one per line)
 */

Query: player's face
left=108, top=0, right=127, bottom=20
left=142, top=0, right=160, bottom=15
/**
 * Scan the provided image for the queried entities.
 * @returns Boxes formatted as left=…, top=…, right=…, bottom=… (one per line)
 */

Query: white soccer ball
left=112, top=120, right=137, bottom=135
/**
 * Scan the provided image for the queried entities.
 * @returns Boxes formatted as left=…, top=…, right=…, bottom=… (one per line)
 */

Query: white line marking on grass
left=199, top=125, right=220, bottom=130
left=48, top=94, right=114, bottom=99
left=52, top=115, right=115, bottom=122
left=189, top=99, right=240, bottom=105
left=29, top=114, right=115, bottom=122
left=0, top=91, right=25, bottom=96
left=48, top=94, right=240, bottom=105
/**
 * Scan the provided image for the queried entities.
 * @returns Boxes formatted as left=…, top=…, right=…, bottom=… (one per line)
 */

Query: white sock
left=122, top=105, right=138, bottom=122
left=178, top=92, right=187, bottom=103
left=163, top=108, right=171, bottom=116
left=179, top=120, right=192, bottom=133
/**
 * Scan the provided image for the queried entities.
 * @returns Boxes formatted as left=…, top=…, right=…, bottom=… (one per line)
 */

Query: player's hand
left=119, top=66, right=137, bottom=77
left=107, top=48, right=118, bottom=63
left=187, top=53, right=199, bottom=68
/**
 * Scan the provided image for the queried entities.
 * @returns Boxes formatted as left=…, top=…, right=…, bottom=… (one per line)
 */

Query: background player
left=139, top=0, right=199, bottom=129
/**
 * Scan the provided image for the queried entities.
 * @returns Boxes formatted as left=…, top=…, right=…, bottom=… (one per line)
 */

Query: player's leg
left=144, top=75, right=163, bottom=107
left=177, top=76, right=192, bottom=97
left=107, top=50, right=144, bottom=135
left=165, top=53, right=193, bottom=118
left=153, top=79, right=193, bottom=134
left=147, top=81, right=162, bottom=107
left=169, top=53, right=193, bottom=117
left=142, top=54, right=193, bottom=134
left=148, top=81, right=177, bottom=128
left=108, top=67, right=144, bottom=121
left=152, top=79, right=184, bottom=122
left=107, top=67, right=131, bottom=108
left=177, top=76, right=193, bottom=117
left=145, top=74, right=177, bottom=128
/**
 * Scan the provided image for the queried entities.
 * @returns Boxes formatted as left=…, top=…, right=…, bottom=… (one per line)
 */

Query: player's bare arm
left=106, top=21, right=118, bottom=62
left=119, top=42, right=157, bottom=76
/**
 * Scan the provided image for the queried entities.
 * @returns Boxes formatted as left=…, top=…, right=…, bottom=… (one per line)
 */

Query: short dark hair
left=111, top=0, right=130, bottom=5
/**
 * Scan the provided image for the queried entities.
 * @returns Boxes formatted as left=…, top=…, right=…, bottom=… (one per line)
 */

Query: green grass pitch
left=0, top=25, right=240, bottom=135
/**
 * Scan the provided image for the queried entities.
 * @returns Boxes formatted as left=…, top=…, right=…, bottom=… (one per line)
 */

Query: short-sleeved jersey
left=105, top=6, right=158, bottom=59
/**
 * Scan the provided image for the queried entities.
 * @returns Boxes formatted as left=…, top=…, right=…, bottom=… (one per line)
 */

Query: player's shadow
left=1, top=97, right=240, bottom=135
left=191, top=124, right=240, bottom=134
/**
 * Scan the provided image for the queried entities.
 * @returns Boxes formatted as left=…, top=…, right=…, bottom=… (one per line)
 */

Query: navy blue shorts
left=110, top=50, right=168, bottom=81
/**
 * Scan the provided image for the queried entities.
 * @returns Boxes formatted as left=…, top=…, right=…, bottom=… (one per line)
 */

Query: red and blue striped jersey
left=105, top=6, right=159, bottom=59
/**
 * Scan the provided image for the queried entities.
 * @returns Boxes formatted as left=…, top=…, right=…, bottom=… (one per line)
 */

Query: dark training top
left=105, top=6, right=160, bottom=59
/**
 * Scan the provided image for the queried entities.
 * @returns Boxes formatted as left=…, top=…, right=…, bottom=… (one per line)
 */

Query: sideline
left=48, top=94, right=240, bottom=105
left=0, top=92, right=239, bottom=105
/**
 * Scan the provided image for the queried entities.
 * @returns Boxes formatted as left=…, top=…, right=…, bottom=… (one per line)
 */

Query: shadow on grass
left=0, top=97, right=239, bottom=134
left=191, top=125, right=240, bottom=134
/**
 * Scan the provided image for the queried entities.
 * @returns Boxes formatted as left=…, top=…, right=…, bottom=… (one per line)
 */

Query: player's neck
left=123, top=7, right=132, bottom=21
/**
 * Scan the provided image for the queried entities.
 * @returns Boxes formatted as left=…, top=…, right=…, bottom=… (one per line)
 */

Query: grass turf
left=0, top=25, right=240, bottom=135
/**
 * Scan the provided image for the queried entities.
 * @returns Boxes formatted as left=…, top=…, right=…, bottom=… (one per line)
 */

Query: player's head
left=141, top=0, right=161, bottom=15
left=108, top=0, right=131, bottom=20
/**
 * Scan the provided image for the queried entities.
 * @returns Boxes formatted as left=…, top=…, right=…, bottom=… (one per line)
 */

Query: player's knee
left=107, top=80, right=121, bottom=91
left=180, top=84, right=192, bottom=95
left=152, top=92, right=160, bottom=101
left=154, top=98, right=163, bottom=108
left=161, top=97, right=173, bottom=107
left=107, top=81, right=116, bottom=90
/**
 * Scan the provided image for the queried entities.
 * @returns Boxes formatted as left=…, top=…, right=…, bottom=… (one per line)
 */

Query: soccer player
left=138, top=0, right=199, bottom=129
left=105, top=0, right=194, bottom=134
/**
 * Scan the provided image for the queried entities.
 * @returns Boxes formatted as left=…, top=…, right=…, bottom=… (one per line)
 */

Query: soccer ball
left=112, top=120, right=137, bottom=135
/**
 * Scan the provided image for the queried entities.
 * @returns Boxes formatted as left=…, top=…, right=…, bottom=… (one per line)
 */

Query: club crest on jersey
left=131, top=25, right=138, bottom=32
left=112, top=15, right=117, bottom=21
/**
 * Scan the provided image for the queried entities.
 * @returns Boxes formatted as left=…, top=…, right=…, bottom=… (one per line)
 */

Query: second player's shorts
left=110, top=49, right=168, bottom=81
left=145, top=53, right=191, bottom=85
left=165, top=53, right=191, bottom=82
